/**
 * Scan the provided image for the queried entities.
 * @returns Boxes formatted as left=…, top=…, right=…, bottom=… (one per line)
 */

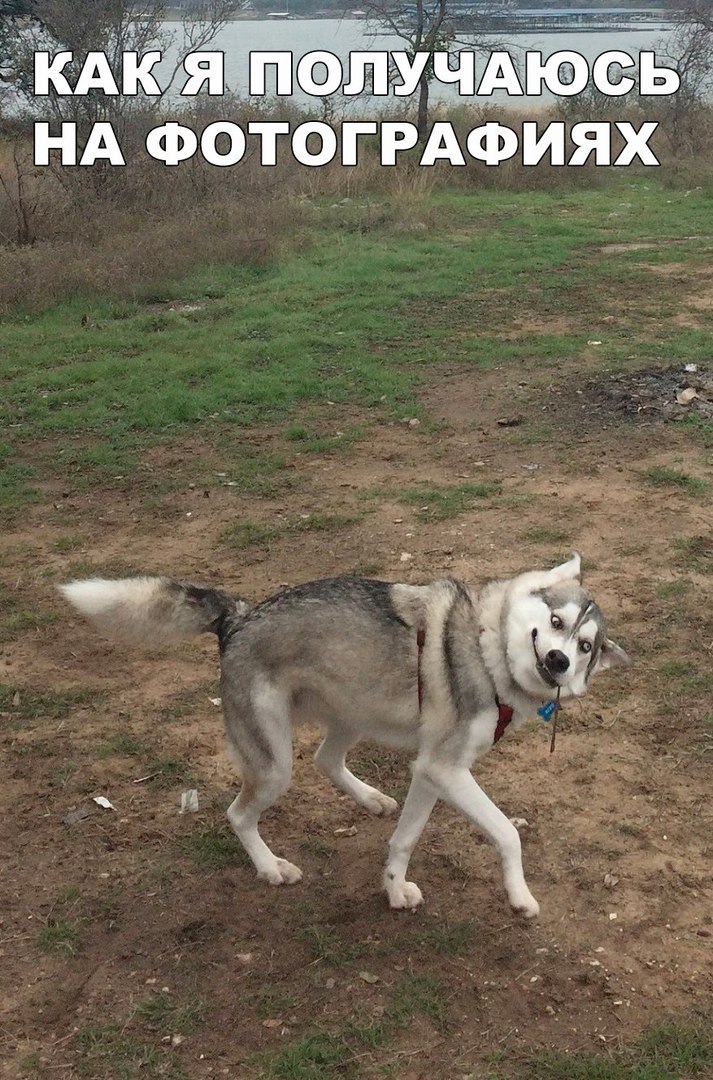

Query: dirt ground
left=1, top=359, right=712, bottom=1079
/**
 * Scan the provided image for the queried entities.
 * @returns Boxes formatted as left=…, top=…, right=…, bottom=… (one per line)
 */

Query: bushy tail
left=59, top=576, right=251, bottom=645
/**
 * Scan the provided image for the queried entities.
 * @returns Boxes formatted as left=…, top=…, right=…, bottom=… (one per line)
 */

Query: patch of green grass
left=503, top=423, right=555, bottom=446
left=52, top=533, right=87, bottom=553
left=180, top=826, right=250, bottom=869
left=18, top=1052, right=42, bottom=1077
left=59, top=444, right=139, bottom=486
left=262, top=1031, right=354, bottom=1080
left=672, top=536, right=712, bottom=575
left=399, top=481, right=501, bottom=521
left=99, top=733, right=150, bottom=758
left=218, top=446, right=292, bottom=498
left=0, top=609, right=59, bottom=642
left=521, top=525, right=573, bottom=545
left=419, top=920, right=474, bottom=955
left=285, top=424, right=365, bottom=455
left=0, top=684, right=105, bottom=723
left=148, top=757, right=195, bottom=788
left=74, top=1024, right=179, bottom=1080
left=658, top=660, right=711, bottom=693
left=259, top=969, right=451, bottom=1079
left=683, top=413, right=713, bottom=448
left=222, top=521, right=282, bottom=550
left=299, top=925, right=362, bottom=968
left=656, top=579, right=693, bottom=600
left=37, top=920, right=80, bottom=955
left=56, top=762, right=75, bottom=787
left=247, top=987, right=299, bottom=1021
left=222, top=512, right=361, bottom=550
left=137, top=992, right=206, bottom=1033
left=388, top=972, right=449, bottom=1034
left=158, top=689, right=205, bottom=721
left=300, top=836, right=335, bottom=859
left=515, top=1022, right=712, bottom=1080
left=348, top=560, right=384, bottom=577
left=61, top=557, right=147, bottom=580
left=0, top=460, right=39, bottom=520
left=643, top=467, right=709, bottom=495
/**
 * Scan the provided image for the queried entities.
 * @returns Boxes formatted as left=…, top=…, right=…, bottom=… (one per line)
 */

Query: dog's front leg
left=424, top=765, right=540, bottom=918
left=383, top=773, right=438, bottom=910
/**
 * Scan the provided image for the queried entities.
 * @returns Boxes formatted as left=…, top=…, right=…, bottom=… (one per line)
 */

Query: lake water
left=187, top=21, right=673, bottom=108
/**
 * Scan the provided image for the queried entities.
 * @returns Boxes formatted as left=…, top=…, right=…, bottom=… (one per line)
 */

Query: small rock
left=171, top=1034, right=184, bottom=1047
left=604, top=873, right=619, bottom=888
left=334, top=825, right=358, bottom=837
left=399, top=552, right=413, bottom=563
left=359, top=971, right=380, bottom=984
left=696, top=928, right=711, bottom=938
left=496, top=416, right=523, bottom=427
left=408, top=418, right=421, bottom=428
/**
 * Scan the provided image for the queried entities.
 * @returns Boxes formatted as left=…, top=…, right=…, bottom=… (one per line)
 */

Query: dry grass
left=2, top=97, right=713, bottom=312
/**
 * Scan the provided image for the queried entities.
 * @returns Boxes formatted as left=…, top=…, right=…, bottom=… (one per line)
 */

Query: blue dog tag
left=538, top=700, right=558, bottom=722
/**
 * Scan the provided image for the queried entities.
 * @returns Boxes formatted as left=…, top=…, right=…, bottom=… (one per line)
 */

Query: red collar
left=494, top=697, right=514, bottom=743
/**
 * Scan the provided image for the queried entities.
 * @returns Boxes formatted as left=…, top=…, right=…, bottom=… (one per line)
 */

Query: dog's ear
left=597, top=639, right=631, bottom=671
left=543, top=551, right=582, bottom=585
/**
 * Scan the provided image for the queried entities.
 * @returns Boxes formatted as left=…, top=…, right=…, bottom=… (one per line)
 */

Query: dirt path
left=1, top=361, right=711, bottom=1079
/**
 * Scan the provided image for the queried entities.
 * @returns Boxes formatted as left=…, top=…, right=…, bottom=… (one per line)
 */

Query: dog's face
left=504, top=554, right=629, bottom=700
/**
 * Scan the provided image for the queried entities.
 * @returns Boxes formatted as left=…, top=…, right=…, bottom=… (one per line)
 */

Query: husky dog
left=60, top=553, right=628, bottom=917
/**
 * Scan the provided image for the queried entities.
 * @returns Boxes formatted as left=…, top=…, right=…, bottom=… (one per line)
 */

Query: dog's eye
left=580, top=640, right=592, bottom=654
left=550, top=614, right=563, bottom=630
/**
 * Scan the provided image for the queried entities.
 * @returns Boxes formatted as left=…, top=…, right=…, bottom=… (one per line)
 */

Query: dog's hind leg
left=224, top=677, right=302, bottom=886
left=314, top=726, right=398, bottom=816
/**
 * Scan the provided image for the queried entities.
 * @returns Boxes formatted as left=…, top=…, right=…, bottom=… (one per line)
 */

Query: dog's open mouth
left=531, top=629, right=560, bottom=689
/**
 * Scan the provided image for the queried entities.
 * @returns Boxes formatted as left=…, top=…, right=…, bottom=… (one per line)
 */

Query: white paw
left=386, top=879, right=424, bottom=910
left=509, top=888, right=540, bottom=919
left=258, top=858, right=303, bottom=886
left=362, top=789, right=399, bottom=816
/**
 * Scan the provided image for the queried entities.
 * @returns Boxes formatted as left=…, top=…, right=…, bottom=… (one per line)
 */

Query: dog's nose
left=546, top=649, right=570, bottom=674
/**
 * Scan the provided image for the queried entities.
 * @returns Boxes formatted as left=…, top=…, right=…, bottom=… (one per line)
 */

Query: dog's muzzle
left=531, top=629, right=568, bottom=688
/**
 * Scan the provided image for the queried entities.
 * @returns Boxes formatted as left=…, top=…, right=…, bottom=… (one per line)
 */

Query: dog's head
left=503, top=553, right=630, bottom=700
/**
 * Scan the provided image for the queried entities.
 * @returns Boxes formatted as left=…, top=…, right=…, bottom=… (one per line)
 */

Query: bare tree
left=660, top=1, right=713, bottom=99
left=2, top=0, right=240, bottom=126
left=655, top=1, right=713, bottom=151
left=363, top=0, right=506, bottom=142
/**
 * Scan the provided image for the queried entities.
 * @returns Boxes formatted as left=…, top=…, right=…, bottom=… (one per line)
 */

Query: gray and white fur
left=60, top=553, right=629, bottom=917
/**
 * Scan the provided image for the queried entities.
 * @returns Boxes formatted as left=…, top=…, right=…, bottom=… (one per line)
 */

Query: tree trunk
left=417, top=76, right=430, bottom=143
